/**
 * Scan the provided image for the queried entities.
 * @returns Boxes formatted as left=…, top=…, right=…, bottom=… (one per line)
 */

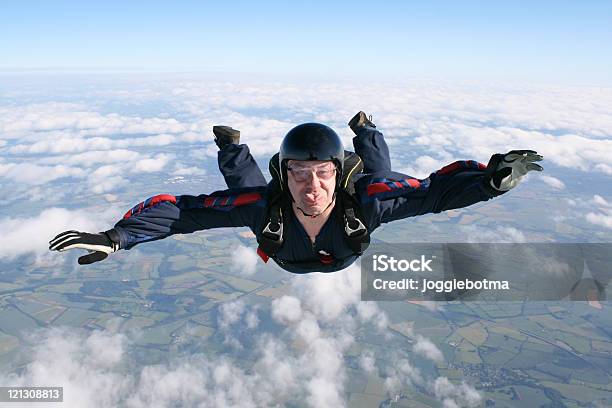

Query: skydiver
left=49, top=112, right=543, bottom=273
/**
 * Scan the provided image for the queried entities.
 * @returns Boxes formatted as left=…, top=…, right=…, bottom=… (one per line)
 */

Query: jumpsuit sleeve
left=109, top=187, right=267, bottom=250
left=357, top=160, right=505, bottom=230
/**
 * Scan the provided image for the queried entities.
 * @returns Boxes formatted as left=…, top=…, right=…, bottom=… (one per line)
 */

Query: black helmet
left=279, top=123, right=344, bottom=187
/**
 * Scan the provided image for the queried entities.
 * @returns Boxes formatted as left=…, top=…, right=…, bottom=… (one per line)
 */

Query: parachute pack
left=256, top=151, right=371, bottom=265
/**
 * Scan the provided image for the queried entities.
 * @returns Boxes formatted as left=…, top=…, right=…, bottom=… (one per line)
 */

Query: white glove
left=49, top=230, right=119, bottom=265
left=486, top=150, right=543, bottom=191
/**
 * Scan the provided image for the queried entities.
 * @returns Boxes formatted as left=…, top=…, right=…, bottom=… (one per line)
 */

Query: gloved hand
left=486, top=150, right=543, bottom=191
left=49, top=230, right=120, bottom=265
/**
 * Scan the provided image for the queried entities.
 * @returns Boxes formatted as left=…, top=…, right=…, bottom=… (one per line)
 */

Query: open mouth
left=305, top=195, right=320, bottom=205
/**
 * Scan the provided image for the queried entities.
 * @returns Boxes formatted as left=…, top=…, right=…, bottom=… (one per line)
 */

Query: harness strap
left=337, top=190, right=370, bottom=255
left=256, top=195, right=285, bottom=259
left=256, top=247, right=270, bottom=263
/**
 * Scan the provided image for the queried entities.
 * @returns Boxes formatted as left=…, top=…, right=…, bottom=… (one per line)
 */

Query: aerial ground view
left=1, top=2, right=611, bottom=407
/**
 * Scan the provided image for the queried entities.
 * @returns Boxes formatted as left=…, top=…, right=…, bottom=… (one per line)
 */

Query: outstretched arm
left=49, top=187, right=267, bottom=264
left=359, top=150, right=543, bottom=229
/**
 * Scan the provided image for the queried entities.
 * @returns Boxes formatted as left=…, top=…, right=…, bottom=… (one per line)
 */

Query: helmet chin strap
left=295, top=193, right=337, bottom=218
left=296, top=200, right=334, bottom=218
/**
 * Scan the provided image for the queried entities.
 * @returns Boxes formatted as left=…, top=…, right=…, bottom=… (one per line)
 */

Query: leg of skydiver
left=213, top=126, right=267, bottom=188
left=348, top=111, right=392, bottom=174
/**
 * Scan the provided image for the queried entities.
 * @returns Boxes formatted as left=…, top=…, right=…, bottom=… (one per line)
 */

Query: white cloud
left=128, top=361, right=209, bottom=407
left=0, top=103, right=187, bottom=137
left=296, top=315, right=322, bottom=343
left=122, top=133, right=176, bottom=146
left=39, top=149, right=144, bottom=167
left=414, top=335, right=445, bottom=364
left=384, top=358, right=423, bottom=394
left=594, top=163, right=612, bottom=175
left=90, top=175, right=129, bottom=194
left=291, top=264, right=362, bottom=323
left=585, top=212, right=612, bottom=230
left=251, top=335, right=299, bottom=399
left=460, top=225, right=527, bottom=243
left=9, top=135, right=114, bottom=154
left=306, top=377, right=344, bottom=408
left=1, top=151, right=174, bottom=196
left=302, top=337, right=348, bottom=408
left=585, top=194, right=612, bottom=230
left=86, top=165, right=129, bottom=194
left=0, top=163, right=86, bottom=185
left=132, top=153, right=171, bottom=172
left=540, top=174, right=566, bottom=190
left=271, top=295, right=303, bottom=324
left=0, top=207, right=121, bottom=260
left=443, top=399, right=460, bottom=408
left=593, top=195, right=610, bottom=207
left=245, top=308, right=260, bottom=329
left=177, top=131, right=204, bottom=143
left=35, top=150, right=174, bottom=196
left=359, top=350, right=376, bottom=374
left=89, top=165, right=122, bottom=179
left=218, top=300, right=245, bottom=330
left=171, top=166, right=206, bottom=176
left=406, top=124, right=611, bottom=176
left=530, top=133, right=611, bottom=172
left=2, top=262, right=476, bottom=408
left=433, top=377, right=482, bottom=408
left=84, top=330, right=127, bottom=368
left=398, top=154, right=453, bottom=179
left=0, top=327, right=131, bottom=408
left=3, top=79, right=611, bottom=217
left=8, top=133, right=181, bottom=155
left=230, top=244, right=258, bottom=276
left=2, top=327, right=296, bottom=408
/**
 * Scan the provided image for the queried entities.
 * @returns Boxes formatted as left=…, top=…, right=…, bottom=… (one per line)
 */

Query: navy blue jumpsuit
left=111, top=128, right=503, bottom=273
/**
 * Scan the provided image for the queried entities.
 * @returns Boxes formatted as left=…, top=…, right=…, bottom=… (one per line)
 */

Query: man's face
left=286, top=160, right=337, bottom=216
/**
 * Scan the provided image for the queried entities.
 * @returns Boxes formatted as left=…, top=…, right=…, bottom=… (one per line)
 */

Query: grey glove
left=486, top=150, right=543, bottom=191
left=49, top=230, right=120, bottom=265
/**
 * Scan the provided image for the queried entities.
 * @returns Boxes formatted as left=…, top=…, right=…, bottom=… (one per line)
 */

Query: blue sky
left=1, top=0, right=612, bottom=84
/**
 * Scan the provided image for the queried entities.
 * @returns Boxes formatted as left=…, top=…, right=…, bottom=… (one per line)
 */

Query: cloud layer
left=1, top=76, right=610, bottom=408
left=0, top=206, right=122, bottom=260
left=1, top=265, right=482, bottom=408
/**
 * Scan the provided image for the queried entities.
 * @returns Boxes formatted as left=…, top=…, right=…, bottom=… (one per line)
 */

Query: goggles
left=287, top=162, right=336, bottom=182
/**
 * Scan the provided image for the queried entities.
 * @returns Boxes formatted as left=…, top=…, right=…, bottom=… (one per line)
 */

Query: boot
left=213, top=126, right=240, bottom=149
left=348, top=111, right=376, bottom=135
